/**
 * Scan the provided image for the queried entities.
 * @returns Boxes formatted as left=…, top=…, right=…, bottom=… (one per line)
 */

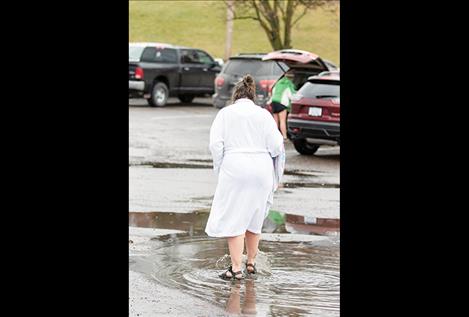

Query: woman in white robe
left=205, top=74, right=284, bottom=280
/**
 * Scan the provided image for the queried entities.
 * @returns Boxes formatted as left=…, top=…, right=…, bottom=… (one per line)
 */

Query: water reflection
left=226, top=279, right=257, bottom=316
left=129, top=210, right=339, bottom=236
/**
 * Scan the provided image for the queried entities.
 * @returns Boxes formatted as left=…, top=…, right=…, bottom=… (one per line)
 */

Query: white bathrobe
left=205, top=98, right=284, bottom=237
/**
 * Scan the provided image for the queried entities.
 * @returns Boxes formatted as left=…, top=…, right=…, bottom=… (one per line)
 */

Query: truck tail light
left=259, top=79, right=276, bottom=92
left=215, top=76, right=225, bottom=87
left=135, top=67, right=144, bottom=80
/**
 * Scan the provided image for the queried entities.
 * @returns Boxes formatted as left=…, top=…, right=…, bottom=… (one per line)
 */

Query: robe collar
left=233, top=98, right=253, bottom=104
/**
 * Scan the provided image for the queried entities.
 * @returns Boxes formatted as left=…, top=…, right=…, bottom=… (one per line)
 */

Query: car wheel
left=178, top=95, right=195, bottom=104
left=293, top=139, right=319, bottom=155
left=148, top=82, right=169, bottom=107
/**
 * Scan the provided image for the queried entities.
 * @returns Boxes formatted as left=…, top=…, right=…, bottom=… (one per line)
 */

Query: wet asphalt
left=129, top=97, right=339, bottom=218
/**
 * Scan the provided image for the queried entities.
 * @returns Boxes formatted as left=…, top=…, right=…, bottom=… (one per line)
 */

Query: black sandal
left=246, top=263, right=257, bottom=274
left=219, top=265, right=243, bottom=280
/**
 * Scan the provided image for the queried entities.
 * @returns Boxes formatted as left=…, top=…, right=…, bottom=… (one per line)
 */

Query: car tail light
left=259, top=79, right=276, bottom=92
left=135, top=67, right=144, bottom=80
left=215, top=76, right=225, bottom=87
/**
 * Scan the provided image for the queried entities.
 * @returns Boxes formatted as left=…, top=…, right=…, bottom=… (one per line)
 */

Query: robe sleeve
left=209, top=110, right=225, bottom=175
left=265, top=112, right=284, bottom=157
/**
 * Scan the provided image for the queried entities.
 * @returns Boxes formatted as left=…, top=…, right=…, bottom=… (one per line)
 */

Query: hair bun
left=243, top=74, right=254, bottom=86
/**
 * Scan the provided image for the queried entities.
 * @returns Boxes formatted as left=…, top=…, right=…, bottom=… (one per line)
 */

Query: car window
left=180, top=49, right=201, bottom=64
left=224, top=60, right=283, bottom=76
left=141, top=47, right=157, bottom=62
left=157, top=48, right=178, bottom=63
left=129, top=46, right=145, bottom=61
left=298, top=82, right=340, bottom=99
left=196, top=51, right=214, bottom=64
left=140, top=47, right=177, bottom=63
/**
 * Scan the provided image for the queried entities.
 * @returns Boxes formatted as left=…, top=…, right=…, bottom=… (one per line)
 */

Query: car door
left=195, top=50, right=220, bottom=92
left=179, top=49, right=203, bottom=92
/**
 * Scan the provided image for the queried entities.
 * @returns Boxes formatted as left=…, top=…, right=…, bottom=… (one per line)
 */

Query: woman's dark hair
left=231, top=74, right=256, bottom=103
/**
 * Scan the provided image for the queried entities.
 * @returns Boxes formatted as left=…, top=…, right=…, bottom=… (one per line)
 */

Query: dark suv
left=287, top=71, right=340, bottom=155
left=212, top=54, right=285, bottom=108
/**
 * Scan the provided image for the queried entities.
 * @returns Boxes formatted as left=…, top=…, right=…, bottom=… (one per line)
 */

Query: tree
left=225, top=0, right=338, bottom=51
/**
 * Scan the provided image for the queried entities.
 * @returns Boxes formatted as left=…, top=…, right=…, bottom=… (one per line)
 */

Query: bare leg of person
left=278, top=109, right=288, bottom=139
left=225, top=234, right=245, bottom=278
left=273, top=112, right=280, bottom=129
left=245, top=230, right=260, bottom=273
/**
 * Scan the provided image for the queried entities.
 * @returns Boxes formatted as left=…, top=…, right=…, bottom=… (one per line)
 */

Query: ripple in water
left=134, top=234, right=339, bottom=316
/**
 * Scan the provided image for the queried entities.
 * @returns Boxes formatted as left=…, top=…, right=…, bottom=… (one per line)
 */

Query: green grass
left=129, top=0, right=339, bottom=66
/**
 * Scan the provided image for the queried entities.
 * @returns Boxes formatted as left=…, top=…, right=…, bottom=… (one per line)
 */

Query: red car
left=288, top=71, right=340, bottom=154
left=261, top=49, right=339, bottom=155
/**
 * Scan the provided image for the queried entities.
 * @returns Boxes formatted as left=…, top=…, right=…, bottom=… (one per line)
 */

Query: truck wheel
left=148, top=82, right=169, bottom=107
left=293, top=139, right=319, bottom=155
left=178, top=95, right=195, bottom=104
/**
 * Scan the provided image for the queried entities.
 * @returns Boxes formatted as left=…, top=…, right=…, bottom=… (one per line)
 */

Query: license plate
left=308, top=107, right=322, bottom=116
left=304, top=216, right=317, bottom=224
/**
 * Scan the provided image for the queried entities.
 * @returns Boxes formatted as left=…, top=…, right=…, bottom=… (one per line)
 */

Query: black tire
left=293, top=139, right=320, bottom=155
left=148, top=82, right=169, bottom=107
left=178, top=95, right=195, bottom=104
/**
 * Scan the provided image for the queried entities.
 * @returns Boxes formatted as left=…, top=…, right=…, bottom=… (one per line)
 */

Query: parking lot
left=129, top=97, right=339, bottom=217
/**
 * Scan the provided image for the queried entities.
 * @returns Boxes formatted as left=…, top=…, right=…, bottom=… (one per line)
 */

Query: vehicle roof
left=229, top=53, right=267, bottom=60
left=262, top=49, right=321, bottom=64
left=128, top=42, right=210, bottom=51
left=308, top=71, right=340, bottom=82
left=129, top=42, right=174, bottom=48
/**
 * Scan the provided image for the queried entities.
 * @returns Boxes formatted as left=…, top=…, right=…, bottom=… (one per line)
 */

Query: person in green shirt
left=270, top=70, right=296, bottom=139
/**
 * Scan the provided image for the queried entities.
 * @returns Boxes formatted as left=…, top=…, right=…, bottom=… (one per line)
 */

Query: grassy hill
left=129, top=0, right=339, bottom=65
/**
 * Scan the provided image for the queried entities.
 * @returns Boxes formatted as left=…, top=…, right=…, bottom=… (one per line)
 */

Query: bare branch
left=231, top=15, right=259, bottom=21
left=252, top=0, right=272, bottom=34
left=278, top=0, right=286, bottom=17
left=292, top=6, right=309, bottom=27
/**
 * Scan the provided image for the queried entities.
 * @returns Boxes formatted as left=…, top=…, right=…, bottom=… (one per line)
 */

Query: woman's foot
left=219, top=265, right=244, bottom=280
left=246, top=262, right=257, bottom=274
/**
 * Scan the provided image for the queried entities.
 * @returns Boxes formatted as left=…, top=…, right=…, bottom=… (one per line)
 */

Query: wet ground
left=129, top=98, right=340, bottom=316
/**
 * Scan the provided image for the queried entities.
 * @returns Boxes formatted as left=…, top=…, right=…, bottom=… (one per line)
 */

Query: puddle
left=187, top=159, right=213, bottom=163
left=283, top=170, right=318, bottom=177
left=130, top=233, right=339, bottom=316
left=129, top=210, right=340, bottom=237
left=129, top=162, right=328, bottom=180
left=130, top=161, right=213, bottom=169
left=129, top=210, right=340, bottom=315
left=129, top=211, right=210, bottom=236
left=282, top=182, right=340, bottom=189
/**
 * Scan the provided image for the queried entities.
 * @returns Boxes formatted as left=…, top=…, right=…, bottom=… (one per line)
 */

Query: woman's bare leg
left=245, top=230, right=261, bottom=273
left=226, top=234, right=245, bottom=278
left=273, top=112, right=279, bottom=128
left=278, top=109, right=288, bottom=139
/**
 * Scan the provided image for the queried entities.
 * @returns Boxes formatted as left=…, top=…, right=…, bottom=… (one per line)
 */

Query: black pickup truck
left=129, top=42, right=222, bottom=107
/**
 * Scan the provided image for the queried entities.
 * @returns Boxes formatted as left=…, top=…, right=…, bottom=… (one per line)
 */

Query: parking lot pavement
left=129, top=98, right=339, bottom=219
left=129, top=98, right=339, bottom=176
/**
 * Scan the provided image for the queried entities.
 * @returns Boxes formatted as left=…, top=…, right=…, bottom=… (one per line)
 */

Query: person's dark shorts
left=271, top=101, right=288, bottom=113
